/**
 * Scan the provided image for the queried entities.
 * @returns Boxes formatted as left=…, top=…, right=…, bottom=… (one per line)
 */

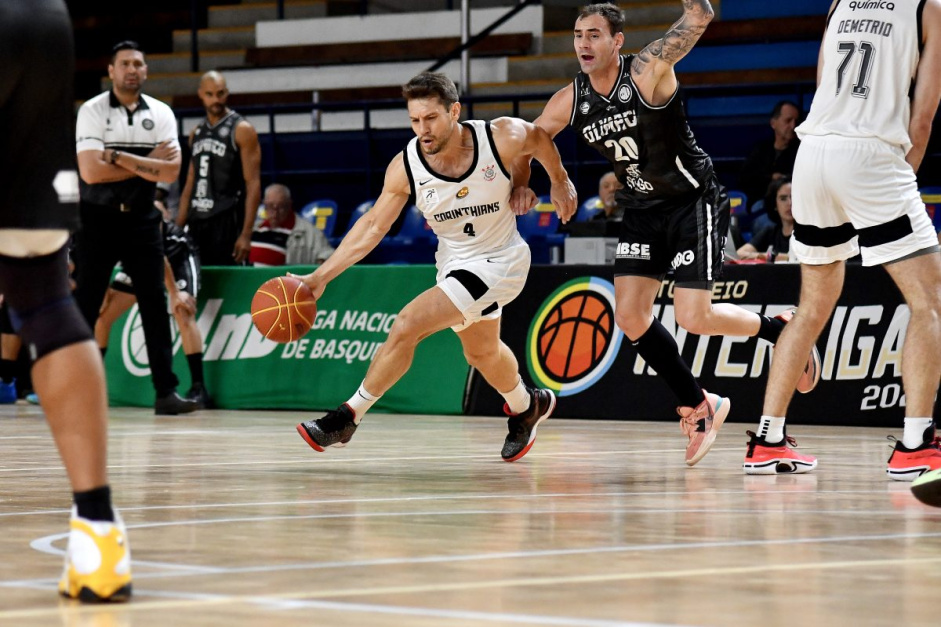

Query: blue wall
left=721, top=0, right=830, bottom=20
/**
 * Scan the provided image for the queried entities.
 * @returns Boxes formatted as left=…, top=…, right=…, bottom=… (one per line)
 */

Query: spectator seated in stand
left=592, top=171, right=624, bottom=222
left=739, top=100, right=801, bottom=211
left=736, top=176, right=794, bottom=263
left=249, top=184, right=335, bottom=266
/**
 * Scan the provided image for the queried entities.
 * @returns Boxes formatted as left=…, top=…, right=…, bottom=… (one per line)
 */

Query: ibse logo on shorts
left=616, top=242, right=650, bottom=260
left=527, top=277, right=623, bottom=396
left=671, top=250, right=695, bottom=269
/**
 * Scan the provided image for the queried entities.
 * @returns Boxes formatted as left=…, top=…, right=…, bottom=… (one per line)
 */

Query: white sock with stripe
left=758, top=415, right=786, bottom=444
left=902, top=417, right=933, bottom=449
left=346, top=383, right=380, bottom=424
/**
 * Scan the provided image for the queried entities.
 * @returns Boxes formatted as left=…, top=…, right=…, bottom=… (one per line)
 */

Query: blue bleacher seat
left=575, top=196, right=604, bottom=222
left=518, top=197, right=565, bottom=264
left=299, top=199, right=338, bottom=237
left=728, top=190, right=748, bottom=216
left=382, top=205, right=437, bottom=264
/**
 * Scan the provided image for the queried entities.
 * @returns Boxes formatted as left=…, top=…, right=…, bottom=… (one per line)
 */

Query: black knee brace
left=0, top=247, right=92, bottom=362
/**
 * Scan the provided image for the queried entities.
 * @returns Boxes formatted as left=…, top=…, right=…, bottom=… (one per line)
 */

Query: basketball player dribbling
left=512, top=2, right=821, bottom=467
left=295, top=72, right=577, bottom=462
left=746, top=0, right=941, bottom=478
left=0, top=0, right=131, bottom=602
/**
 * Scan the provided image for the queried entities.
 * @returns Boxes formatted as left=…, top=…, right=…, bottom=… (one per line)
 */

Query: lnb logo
left=121, top=304, right=182, bottom=377
left=527, top=277, right=623, bottom=396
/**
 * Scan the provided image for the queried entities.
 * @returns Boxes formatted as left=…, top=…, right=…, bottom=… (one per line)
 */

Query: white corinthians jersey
left=405, top=120, right=523, bottom=263
left=798, top=0, right=925, bottom=153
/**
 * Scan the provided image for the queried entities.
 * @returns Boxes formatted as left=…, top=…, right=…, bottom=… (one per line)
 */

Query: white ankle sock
left=758, top=415, right=786, bottom=443
left=902, top=417, right=933, bottom=449
left=346, top=383, right=380, bottom=424
left=503, top=378, right=531, bottom=414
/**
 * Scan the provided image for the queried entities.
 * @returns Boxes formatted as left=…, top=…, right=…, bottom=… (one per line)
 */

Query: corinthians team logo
left=527, top=277, right=623, bottom=396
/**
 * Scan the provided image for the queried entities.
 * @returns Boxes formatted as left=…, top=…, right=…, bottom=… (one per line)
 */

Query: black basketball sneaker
left=502, top=388, right=556, bottom=462
left=297, top=404, right=358, bottom=451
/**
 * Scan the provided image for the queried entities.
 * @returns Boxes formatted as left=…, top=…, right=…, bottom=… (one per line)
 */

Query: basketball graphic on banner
left=538, top=292, right=613, bottom=381
left=528, top=277, right=623, bottom=396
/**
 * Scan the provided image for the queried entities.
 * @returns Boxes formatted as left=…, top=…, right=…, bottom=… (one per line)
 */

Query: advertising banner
left=465, top=264, right=915, bottom=428
left=104, top=265, right=468, bottom=414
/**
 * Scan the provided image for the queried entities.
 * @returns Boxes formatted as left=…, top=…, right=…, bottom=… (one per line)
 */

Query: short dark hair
left=771, top=100, right=800, bottom=120
left=111, top=40, right=143, bottom=63
left=402, top=72, right=459, bottom=110
left=578, top=3, right=625, bottom=36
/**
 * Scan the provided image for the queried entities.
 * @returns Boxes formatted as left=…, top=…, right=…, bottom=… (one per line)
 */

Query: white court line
left=0, top=488, right=887, bottom=519
left=21, top=523, right=941, bottom=583
left=0, top=446, right=752, bottom=474
left=4, top=553, right=941, bottom=621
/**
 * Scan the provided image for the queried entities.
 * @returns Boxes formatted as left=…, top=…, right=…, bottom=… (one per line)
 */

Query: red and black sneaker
left=743, top=429, right=817, bottom=475
left=501, top=388, right=556, bottom=462
left=297, top=404, right=358, bottom=452
left=886, top=426, right=941, bottom=481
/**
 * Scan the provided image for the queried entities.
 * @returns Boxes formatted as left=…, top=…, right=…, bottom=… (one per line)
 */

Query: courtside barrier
left=104, top=265, right=468, bottom=414
left=466, top=263, right=915, bottom=428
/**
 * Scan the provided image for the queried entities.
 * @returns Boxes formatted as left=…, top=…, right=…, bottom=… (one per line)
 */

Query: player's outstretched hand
left=509, top=186, right=538, bottom=215
left=288, top=271, right=325, bottom=301
left=550, top=178, right=577, bottom=224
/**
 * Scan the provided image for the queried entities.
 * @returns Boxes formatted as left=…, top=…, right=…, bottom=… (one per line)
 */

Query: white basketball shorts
left=791, top=135, right=938, bottom=267
left=436, top=241, right=531, bottom=332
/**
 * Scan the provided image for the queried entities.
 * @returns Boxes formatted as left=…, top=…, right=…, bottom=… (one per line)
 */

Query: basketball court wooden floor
left=1, top=404, right=940, bottom=627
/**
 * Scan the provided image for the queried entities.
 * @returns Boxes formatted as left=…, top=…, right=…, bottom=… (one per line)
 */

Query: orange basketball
left=250, top=276, right=317, bottom=343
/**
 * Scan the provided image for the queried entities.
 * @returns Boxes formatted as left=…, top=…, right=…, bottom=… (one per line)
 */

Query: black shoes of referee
left=154, top=391, right=200, bottom=415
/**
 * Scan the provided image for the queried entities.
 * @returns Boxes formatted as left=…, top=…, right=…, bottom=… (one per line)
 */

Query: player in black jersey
left=177, top=71, right=261, bottom=266
left=513, top=2, right=821, bottom=466
left=95, top=199, right=211, bottom=408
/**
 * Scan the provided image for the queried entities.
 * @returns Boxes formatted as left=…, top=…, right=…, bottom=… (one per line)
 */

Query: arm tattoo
left=136, top=164, right=161, bottom=176
left=632, top=0, right=712, bottom=73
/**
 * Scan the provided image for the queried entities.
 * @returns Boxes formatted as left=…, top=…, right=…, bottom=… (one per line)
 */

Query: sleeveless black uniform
left=0, top=0, right=79, bottom=231
left=186, top=111, right=246, bottom=265
left=569, top=55, right=729, bottom=287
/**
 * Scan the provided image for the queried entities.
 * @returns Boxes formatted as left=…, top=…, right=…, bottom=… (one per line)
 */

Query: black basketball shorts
left=613, top=178, right=730, bottom=289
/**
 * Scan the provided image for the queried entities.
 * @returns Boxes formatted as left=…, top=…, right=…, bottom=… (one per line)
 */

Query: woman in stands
left=736, top=177, right=794, bottom=262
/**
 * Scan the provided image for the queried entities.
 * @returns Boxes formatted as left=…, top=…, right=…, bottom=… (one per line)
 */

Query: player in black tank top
left=569, top=54, right=713, bottom=212
left=177, top=71, right=261, bottom=266
left=512, top=2, right=821, bottom=467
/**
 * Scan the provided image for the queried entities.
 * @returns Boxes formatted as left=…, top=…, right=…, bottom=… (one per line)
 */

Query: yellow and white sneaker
left=58, top=508, right=132, bottom=602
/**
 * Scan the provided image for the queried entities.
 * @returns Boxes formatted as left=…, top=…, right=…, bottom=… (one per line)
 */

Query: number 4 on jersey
left=463, top=223, right=476, bottom=237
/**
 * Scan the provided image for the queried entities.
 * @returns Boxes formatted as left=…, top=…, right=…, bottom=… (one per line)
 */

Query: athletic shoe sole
left=503, top=390, right=556, bottom=463
left=887, top=465, right=935, bottom=482
left=744, top=457, right=818, bottom=475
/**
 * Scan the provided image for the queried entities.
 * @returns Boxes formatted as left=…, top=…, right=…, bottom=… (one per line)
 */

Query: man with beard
left=177, top=71, right=261, bottom=266
left=75, top=40, right=197, bottom=415
left=294, top=72, right=577, bottom=462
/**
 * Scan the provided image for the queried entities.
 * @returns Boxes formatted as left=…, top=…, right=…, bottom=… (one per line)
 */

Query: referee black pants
left=74, top=203, right=179, bottom=398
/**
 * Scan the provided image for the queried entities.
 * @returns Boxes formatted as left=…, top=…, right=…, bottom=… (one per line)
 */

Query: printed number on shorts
left=836, top=41, right=875, bottom=99
left=464, top=223, right=476, bottom=237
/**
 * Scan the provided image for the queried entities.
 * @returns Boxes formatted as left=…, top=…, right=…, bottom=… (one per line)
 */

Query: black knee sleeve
left=0, top=247, right=92, bottom=361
